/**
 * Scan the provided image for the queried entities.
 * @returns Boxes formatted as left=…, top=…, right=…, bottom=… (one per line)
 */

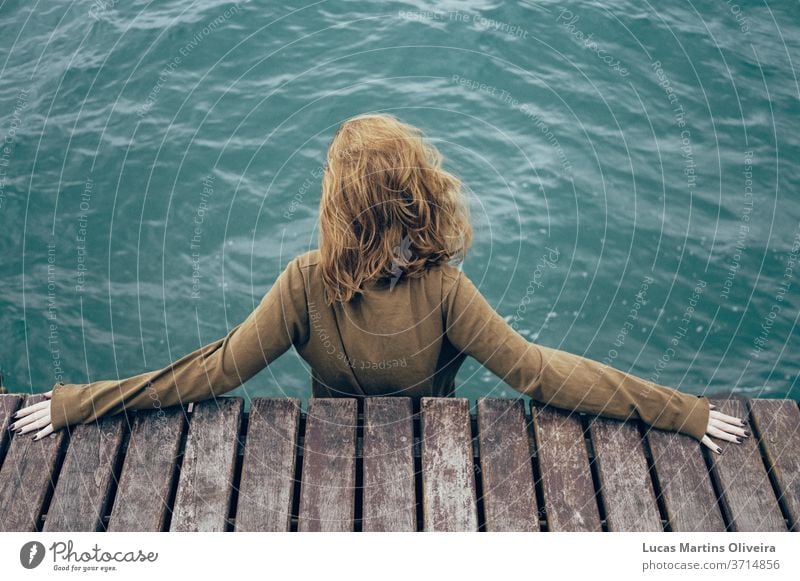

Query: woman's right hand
left=8, top=390, right=55, bottom=440
left=700, top=402, right=749, bottom=454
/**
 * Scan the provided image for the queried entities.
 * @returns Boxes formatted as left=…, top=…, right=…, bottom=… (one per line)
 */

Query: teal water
left=1, top=1, right=798, bottom=406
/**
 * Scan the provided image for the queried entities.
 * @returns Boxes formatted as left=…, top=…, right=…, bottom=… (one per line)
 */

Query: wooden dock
left=0, top=394, right=798, bottom=532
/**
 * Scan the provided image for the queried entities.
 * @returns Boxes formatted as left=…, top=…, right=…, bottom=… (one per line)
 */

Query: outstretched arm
left=443, top=268, right=747, bottom=454
left=10, top=255, right=308, bottom=438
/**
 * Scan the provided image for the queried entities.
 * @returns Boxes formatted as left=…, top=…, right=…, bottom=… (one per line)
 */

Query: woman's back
left=294, top=248, right=468, bottom=399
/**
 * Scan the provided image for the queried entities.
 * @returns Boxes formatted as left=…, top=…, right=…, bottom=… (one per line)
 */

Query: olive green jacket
left=50, top=249, right=709, bottom=441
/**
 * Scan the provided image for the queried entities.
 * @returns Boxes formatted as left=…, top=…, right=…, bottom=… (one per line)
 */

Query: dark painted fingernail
left=735, top=438, right=741, bottom=443
left=717, top=447, right=722, bottom=454
left=743, top=430, right=751, bottom=437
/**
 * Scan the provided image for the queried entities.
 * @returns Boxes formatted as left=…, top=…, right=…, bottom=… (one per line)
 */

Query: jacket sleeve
left=443, top=269, right=710, bottom=442
left=49, top=256, right=309, bottom=431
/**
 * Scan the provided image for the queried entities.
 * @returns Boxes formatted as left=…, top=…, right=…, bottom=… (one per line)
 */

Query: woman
left=9, top=113, right=746, bottom=452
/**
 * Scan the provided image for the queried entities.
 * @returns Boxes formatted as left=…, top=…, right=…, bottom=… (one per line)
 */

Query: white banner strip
left=1, top=532, right=797, bottom=580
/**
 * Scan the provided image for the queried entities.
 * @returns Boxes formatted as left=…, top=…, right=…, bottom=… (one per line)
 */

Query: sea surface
left=1, top=1, right=798, bottom=407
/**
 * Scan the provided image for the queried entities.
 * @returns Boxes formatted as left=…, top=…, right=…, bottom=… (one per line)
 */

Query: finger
left=709, top=417, right=749, bottom=438
left=43, top=390, right=53, bottom=399
left=701, top=435, right=723, bottom=454
left=18, top=414, right=52, bottom=435
left=709, top=403, right=716, bottom=410
left=14, top=400, right=49, bottom=419
left=11, top=408, right=49, bottom=431
left=709, top=409, right=746, bottom=426
left=707, top=423, right=741, bottom=443
left=33, top=424, right=54, bottom=441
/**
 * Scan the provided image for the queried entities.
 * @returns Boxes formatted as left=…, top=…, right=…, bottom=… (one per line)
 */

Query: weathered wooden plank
left=362, top=397, right=416, bottom=532
left=235, top=398, right=301, bottom=531
left=532, top=404, right=601, bottom=531
left=0, top=394, right=23, bottom=469
left=748, top=399, right=800, bottom=530
left=706, top=397, right=786, bottom=531
left=2, top=394, right=792, bottom=535
left=588, top=416, right=663, bottom=531
left=647, top=430, right=725, bottom=531
left=44, top=415, right=126, bottom=531
left=0, top=394, right=67, bottom=531
left=476, top=398, right=539, bottom=531
left=297, top=398, right=357, bottom=532
left=170, top=398, right=242, bottom=532
left=420, top=397, right=477, bottom=531
left=108, top=406, right=186, bottom=531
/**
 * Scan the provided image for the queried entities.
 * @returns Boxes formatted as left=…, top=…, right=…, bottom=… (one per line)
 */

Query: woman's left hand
left=8, top=390, right=55, bottom=440
left=700, top=402, right=750, bottom=454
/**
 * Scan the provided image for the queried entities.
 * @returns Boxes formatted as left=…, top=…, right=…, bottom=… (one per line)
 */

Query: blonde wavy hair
left=319, top=113, right=472, bottom=305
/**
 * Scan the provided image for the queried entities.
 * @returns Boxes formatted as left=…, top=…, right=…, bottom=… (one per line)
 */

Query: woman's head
left=319, top=113, right=472, bottom=305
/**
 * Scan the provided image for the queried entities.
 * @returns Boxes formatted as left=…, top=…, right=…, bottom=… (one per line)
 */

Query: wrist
left=50, top=382, right=89, bottom=431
